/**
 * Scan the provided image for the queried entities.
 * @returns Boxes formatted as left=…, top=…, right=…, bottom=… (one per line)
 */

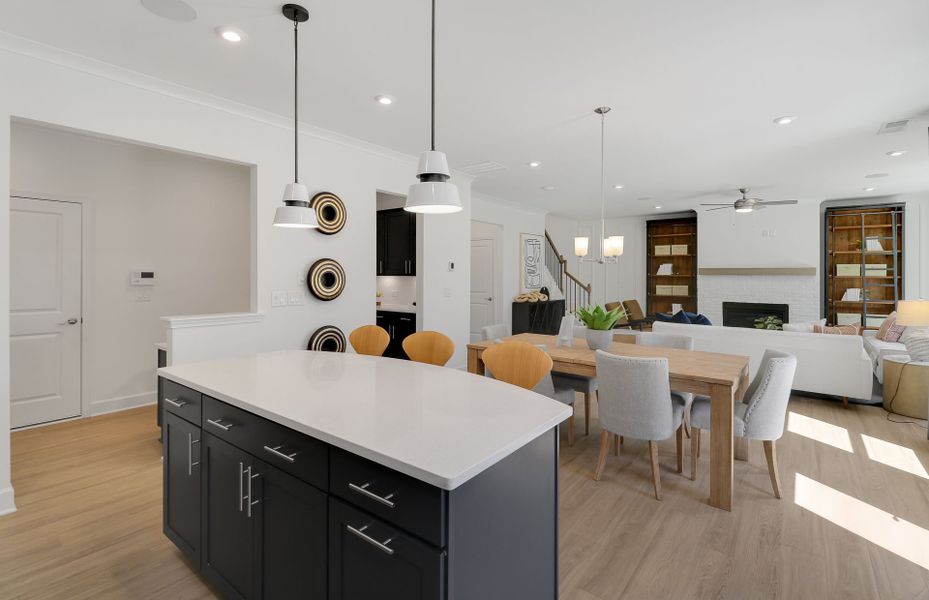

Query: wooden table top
left=468, top=333, right=749, bottom=387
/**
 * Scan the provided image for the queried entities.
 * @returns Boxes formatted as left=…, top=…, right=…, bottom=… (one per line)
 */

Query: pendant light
left=273, top=4, right=319, bottom=228
left=575, top=106, right=623, bottom=263
left=405, top=0, right=461, bottom=214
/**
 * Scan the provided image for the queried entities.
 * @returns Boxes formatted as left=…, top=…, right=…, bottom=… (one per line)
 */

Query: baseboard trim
left=0, top=486, right=17, bottom=516
left=90, top=391, right=156, bottom=417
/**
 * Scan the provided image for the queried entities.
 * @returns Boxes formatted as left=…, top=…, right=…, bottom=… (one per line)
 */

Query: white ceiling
left=2, top=0, right=928, bottom=217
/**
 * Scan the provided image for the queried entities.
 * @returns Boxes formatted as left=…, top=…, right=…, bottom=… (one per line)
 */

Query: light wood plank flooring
left=0, top=398, right=927, bottom=599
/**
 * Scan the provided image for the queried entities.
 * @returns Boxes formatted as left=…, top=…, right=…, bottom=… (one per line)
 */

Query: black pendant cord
left=294, top=18, right=299, bottom=183
left=430, top=0, right=436, bottom=152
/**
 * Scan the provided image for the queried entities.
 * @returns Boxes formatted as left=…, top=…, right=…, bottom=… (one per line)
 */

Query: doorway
left=470, top=221, right=503, bottom=342
left=10, top=196, right=83, bottom=428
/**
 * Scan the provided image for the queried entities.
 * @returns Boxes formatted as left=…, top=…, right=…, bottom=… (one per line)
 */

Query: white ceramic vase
left=585, top=329, right=614, bottom=351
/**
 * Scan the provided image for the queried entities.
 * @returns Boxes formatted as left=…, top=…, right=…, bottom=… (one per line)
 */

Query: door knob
left=59, top=318, right=78, bottom=325
left=486, top=297, right=493, bottom=301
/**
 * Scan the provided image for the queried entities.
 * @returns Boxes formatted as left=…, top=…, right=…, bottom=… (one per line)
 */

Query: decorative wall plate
left=307, top=325, right=346, bottom=352
left=307, top=258, right=345, bottom=301
left=310, top=192, right=347, bottom=235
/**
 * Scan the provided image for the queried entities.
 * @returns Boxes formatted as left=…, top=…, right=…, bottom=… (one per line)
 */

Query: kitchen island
left=158, top=350, right=571, bottom=600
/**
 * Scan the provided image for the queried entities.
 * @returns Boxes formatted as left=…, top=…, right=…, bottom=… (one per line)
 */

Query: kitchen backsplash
left=377, top=276, right=417, bottom=306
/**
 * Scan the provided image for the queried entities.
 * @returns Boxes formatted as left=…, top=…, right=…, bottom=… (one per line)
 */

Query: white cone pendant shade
left=273, top=182, right=319, bottom=228
left=406, top=150, right=461, bottom=214
left=574, top=237, right=590, bottom=258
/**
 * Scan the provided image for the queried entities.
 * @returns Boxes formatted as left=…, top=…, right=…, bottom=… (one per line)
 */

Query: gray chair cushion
left=551, top=373, right=598, bottom=394
left=690, top=397, right=747, bottom=437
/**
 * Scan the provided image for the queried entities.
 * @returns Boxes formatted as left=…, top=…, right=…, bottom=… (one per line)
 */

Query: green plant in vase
left=754, top=315, right=783, bottom=330
left=577, top=305, right=626, bottom=350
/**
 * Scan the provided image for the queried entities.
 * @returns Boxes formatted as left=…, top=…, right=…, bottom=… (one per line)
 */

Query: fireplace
left=723, top=302, right=789, bottom=329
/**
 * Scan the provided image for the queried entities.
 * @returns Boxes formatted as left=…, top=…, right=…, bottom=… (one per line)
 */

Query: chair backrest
left=402, top=331, right=455, bottom=366
left=480, top=324, right=510, bottom=341
left=635, top=332, right=693, bottom=351
left=348, top=325, right=390, bottom=356
left=481, top=341, right=553, bottom=390
left=741, top=349, right=798, bottom=441
left=604, top=302, right=629, bottom=325
left=623, top=299, right=646, bottom=321
left=594, top=350, right=675, bottom=440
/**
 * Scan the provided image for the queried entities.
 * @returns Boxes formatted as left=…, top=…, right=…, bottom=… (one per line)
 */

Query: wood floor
left=1, top=398, right=927, bottom=599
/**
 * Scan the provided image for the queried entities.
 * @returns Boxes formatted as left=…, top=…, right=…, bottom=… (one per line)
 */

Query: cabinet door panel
left=329, top=498, right=445, bottom=600
left=254, top=461, right=327, bottom=600
left=384, top=211, right=411, bottom=275
left=163, top=411, right=201, bottom=564
left=201, top=433, right=257, bottom=600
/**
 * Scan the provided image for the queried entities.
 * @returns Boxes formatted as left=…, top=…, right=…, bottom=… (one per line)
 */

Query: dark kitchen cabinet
left=163, top=411, right=201, bottom=565
left=377, top=311, right=416, bottom=359
left=328, top=498, right=445, bottom=600
left=377, top=209, right=416, bottom=276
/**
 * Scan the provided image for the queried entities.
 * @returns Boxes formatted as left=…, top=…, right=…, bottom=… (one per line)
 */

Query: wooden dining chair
left=348, top=325, right=390, bottom=356
left=402, top=331, right=455, bottom=366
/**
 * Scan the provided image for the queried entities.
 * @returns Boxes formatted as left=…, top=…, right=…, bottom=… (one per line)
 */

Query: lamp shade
left=273, top=182, right=319, bottom=228
left=405, top=181, right=462, bottom=214
left=895, top=300, right=929, bottom=326
left=604, top=235, right=624, bottom=257
left=574, top=237, right=589, bottom=258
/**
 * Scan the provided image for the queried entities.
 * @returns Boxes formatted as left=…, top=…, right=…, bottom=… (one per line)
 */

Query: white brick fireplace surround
left=698, top=273, right=820, bottom=326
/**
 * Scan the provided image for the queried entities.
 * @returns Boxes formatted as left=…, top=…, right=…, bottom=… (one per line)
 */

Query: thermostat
left=130, top=271, right=156, bottom=286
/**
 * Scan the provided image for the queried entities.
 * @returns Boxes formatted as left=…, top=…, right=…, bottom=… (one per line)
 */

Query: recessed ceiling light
left=374, top=95, right=394, bottom=105
left=885, top=150, right=907, bottom=157
left=527, top=161, right=541, bottom=168
left=865, top=173, right=889, bottom=179
left=541, top=185, right=555, bottom=191
left=654, top=206, right=662, bottom=210
left=613, top=184, right=624, bottom=190
left=862, top=187, right=876, bottom=192
left=773, top=116, right=795, bottom=125
left=215, top=27, right=246, bottom=43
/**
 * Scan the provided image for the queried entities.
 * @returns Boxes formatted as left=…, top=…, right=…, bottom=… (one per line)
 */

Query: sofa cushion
left=783, top=319, right=827, bottom=333
left=861, top=333, right=907, bottom=383
left=670, top=310, right=692, bottom=324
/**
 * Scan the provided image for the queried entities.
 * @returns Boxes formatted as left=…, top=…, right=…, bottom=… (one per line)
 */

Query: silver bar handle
left=247, top=467, right=260, bottom=518
left=346, top=524, right=394, bottom=555
left=238, top=462, right=245, bottom=512
left=164, top=397, right=187, bottom=408
left=348, top=482, right=396, bottom=508
left=187, top=433, right=200, bottom=476
left=263, top=444, right=298, bottom=463
left=206, top=418, right=233, bottom=431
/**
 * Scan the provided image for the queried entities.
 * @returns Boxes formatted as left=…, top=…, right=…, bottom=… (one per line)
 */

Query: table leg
left=709, top=382, right=734, bottom=511
left=467, top=348, right=485, bottom=375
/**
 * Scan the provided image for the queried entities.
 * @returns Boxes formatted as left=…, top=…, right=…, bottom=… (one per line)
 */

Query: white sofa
left=652, top=322, right=873, bottom=401
left=861, top=330, right=907, bottom=383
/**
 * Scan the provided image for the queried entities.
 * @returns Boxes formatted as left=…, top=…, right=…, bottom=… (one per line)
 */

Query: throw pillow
left=879, top=312, right=907, bottom=343
left=654, top=312, right=674, bottom=322
left=670, top=310, right=692, bottom=324
left=903, top=331, right=929, bottom=361
left=690, top=313, right=712, bottom=326
left=813, top=324, right=861, bottom=335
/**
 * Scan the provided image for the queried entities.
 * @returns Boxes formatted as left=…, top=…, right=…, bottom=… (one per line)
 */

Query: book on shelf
left=841, top=288, right=861, bottom=302
left=656, top=263, right=673, bottom=275
left=865, top=237, right=884, bottom=252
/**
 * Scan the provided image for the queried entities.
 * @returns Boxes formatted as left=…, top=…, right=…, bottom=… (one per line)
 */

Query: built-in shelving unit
left=646, top=217, right=697, bottom=316
left=824, top=204, right=904, bottom=329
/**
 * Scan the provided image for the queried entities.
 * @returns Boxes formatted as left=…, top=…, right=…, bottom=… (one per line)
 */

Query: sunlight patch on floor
left=786, top=412, right=854, bottom=452
left=794, top=473, right=929, bottom=570
left=861, top=434, right=929, bottom=480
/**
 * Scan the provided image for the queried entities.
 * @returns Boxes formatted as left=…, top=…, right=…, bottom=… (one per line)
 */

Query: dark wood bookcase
left=824, top=204, right=904, bottom=329
left=646, top=217, right=697, bottom=317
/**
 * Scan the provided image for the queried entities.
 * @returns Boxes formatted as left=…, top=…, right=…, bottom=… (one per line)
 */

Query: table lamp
left=895, top=300, right=929, bottom=361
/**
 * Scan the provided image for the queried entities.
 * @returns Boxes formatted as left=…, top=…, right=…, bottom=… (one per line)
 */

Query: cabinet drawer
left=202, top=396, right=328, bottom=491
left=161, top=379, right=202, bottom=426
left=330, top=447, right=446, bottom=548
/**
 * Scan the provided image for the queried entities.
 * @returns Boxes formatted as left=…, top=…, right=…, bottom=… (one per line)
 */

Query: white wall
left=11, top=122, right=252, bottom=416
left=0, top=35, right=472, bottom=514
left=471, top=193, right=546, bottom=330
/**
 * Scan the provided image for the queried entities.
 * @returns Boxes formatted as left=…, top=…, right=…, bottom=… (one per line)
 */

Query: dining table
left=466, top=333, right=751, bottom=511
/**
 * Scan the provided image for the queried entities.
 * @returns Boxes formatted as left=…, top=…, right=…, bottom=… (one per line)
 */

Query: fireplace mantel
left=698, top=267, right=816, bottom=276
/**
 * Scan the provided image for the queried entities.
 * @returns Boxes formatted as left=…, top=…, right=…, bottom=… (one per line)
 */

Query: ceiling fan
left=700, top=188, right=798, bottom=213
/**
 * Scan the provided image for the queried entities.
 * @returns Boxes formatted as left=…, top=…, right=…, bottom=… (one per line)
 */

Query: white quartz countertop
left=376, top=304, right=417, bottom=314
left=158, top=350, right=570, bottom=490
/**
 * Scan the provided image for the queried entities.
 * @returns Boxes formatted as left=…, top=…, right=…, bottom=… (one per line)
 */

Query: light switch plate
left=287, top=291, right=305, bottom=306
left=444, top=287, right=452, bottom=298
left=271, top=290, right=287, bottom=307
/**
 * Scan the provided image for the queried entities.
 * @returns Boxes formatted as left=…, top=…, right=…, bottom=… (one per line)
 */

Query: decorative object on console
left=514, top=290, right=548, bottom=303
left=813, top=323, right=862, bottom=335
left=576, top=305, right=624, bottom=350
left=519, top=232, right=545, bottom=292
left=310, top=192, right=346, bottom=234
left=272, top=4, right=319, bottom=229
left=307, top=258, right=346, bottom=300
left=574, top=107, right=623, bottom=265
left=405, top=0, right=461, bottom=214
left=895, top=300, right=929, bottom=360
left=754, top=315, right=784, bottom=330
left=307, top=325, right=346, bottom=352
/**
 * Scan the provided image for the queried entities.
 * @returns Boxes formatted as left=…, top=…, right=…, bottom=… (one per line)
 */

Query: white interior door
left=10, top=197, right=82, bottom=428
left=470, top=237, right=497, bottom=342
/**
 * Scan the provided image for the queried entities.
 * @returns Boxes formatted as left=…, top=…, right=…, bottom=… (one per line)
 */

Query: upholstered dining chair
left=593, top=350, right=686, bottom=500
left=402, top=331, right=455, bottom=366
left=636, top=332, right=695, bottom=438
left=480, top=323, right=510, bottom=342
left=481, top=341, right=577, bottom=446
left=550, top=323, right=598, bottom=437
left=348, top=325, right=390, bottom=356
left=689, top=349, right=797, bottom=498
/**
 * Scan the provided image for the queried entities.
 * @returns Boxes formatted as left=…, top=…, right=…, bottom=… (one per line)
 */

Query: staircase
left=545, top=231, right=591, bottom=315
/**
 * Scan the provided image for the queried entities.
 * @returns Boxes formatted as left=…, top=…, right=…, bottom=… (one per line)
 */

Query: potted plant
left=576, top=305, right=625, bottom=350
left=754, top=315, right=783, bottom=330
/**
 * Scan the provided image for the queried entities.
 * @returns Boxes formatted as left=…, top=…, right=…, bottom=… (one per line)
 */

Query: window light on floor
left=786, top=412, right=854, bottom=453
left=860, top=434, right=929, bottom=480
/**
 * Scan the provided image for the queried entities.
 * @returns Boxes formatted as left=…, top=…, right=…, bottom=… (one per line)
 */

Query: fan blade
left=755, top=200, right=798, bottom=206
left=705, top=206, right=732, bottom=211
left=699, top=203, right=734, bottom=206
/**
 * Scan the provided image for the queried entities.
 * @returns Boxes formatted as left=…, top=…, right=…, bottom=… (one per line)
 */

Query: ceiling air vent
left=459, top=161, right=508, bottom=175
left=877, top=119, right=909, bottom=135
